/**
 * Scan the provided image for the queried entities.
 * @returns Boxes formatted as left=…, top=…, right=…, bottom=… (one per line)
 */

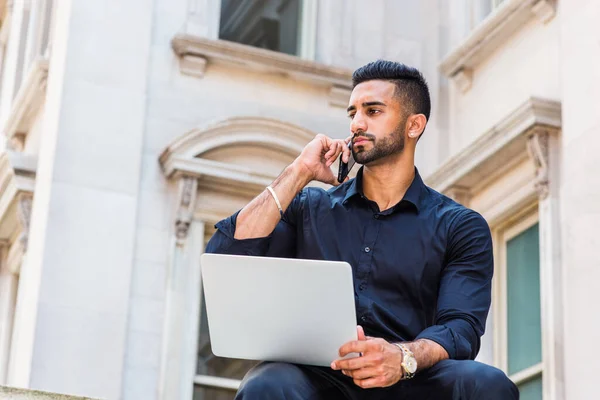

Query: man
left=206, top=60, right=518, bottom=399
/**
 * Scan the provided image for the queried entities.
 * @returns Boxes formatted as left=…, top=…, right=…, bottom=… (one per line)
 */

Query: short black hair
left=352, top=60, right=431, bottom=126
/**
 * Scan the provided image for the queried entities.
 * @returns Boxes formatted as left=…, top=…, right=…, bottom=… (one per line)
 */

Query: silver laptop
left=200, top=253, right=358, bottom=367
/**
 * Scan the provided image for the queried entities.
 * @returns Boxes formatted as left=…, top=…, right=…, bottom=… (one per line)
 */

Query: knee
left=459, top=361, right=518, bottom=399
left=236, top=362, right=300, bottom=399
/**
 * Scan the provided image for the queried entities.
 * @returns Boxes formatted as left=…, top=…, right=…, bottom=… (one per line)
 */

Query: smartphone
left=337, top=142, right=356, bottom=183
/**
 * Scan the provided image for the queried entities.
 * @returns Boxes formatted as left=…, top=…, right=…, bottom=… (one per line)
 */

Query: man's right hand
left=293, top=134, right=352, bottom=186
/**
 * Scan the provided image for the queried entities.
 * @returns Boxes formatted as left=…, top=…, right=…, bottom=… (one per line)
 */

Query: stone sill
left=171, top=34, right=353, bottom=107
left=0, top=386, right=100, bottom=399
left=439, top=0, right=556, bottom=92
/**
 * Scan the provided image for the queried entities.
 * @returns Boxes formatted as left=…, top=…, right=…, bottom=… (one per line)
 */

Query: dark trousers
left=235, top=360, right=519, bottom=400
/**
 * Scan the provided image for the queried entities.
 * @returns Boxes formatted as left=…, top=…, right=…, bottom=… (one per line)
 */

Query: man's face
left=347, top=80, right=407, bottom=166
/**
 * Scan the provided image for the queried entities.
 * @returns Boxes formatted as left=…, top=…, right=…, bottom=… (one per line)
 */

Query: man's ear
left=407, top=114, right=427, bottom=140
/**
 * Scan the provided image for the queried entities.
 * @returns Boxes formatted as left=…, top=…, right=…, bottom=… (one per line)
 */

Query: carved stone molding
left=439, top=0, right=557, bottom=91
left=0, top=151, right=36, bottom=274
left=4, top=58, right=49, bottom=151
left=426, top=97, right=561, bottom=193
left=171, top=34, right=353, bottom=100
left=445, top=185, right=472, bottom=206
left=175, top=176, right=198, bottom=246
left=526, top=129, right=550, bottom=200
left=16, top=193, right=32, bottom=250
left=531, top=0, right=556, bottom=24
left=159, top=116, right=315, bottom=180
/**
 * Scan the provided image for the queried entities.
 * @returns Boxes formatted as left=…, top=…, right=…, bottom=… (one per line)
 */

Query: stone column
left=8, top=0, right=153, bottom=398
left=526, top=128, right=564, bottom=400
left=159, top=176, right=205, bottom=400
left=558, top=0, right=600, bottom=398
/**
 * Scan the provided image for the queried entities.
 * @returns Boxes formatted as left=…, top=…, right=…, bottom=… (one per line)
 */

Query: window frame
left=493, top=206, right=544, bottom=388
left=214, top=0, right=317, bottom=60
left=466, top=0, right=506, bottom=32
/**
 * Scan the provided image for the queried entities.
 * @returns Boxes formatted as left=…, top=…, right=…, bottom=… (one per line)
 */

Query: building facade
left=0, top=0, right=597, bottom=399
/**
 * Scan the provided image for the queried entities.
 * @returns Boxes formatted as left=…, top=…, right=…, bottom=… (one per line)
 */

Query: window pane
left=193, top=385, right=236, bottom=400
left=506, top=223, right=542, bottom=375
left=518, top=375, right=543, bottom=400
left=194, top=289, right=258, bottom=400
left=219, top=0, right=302, bottom=56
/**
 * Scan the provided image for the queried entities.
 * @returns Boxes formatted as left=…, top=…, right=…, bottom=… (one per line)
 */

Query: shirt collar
left=342, top=166, right=425, bottom=213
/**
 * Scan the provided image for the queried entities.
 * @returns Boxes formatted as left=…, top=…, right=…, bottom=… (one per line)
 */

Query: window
left=218, top=0, right=316, bottom=59
left=496, top=213, right=543, bottom=399
left=467, top=0, right=505, bottom=31
left=193, top=225, right=255, bottom=400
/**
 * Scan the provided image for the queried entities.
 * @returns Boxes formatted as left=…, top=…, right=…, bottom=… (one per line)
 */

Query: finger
left=325, top=142, right=342, bottom=167
left=345, top=135, right=352, bottom=144
left=343, top=367, right=379, bottom=380
left=357, top=325, right=366, bottom=341
left=353, top=376, right=387, bottom=389
left=323, top=140, right=337, bottom=160
left=342, top=141, right=352, bottom=163
left=338, top=341, right=370, bottom=357
left=333, top=354, right=378, bottom=371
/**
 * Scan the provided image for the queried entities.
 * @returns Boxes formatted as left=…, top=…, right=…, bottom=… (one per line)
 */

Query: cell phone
left=337, top=142, right=356, bottom=183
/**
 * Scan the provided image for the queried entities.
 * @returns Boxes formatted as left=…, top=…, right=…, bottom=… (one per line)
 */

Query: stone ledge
left=170, top=34, right=353, bottom=107
left=439, top=0, right=556, bottom=92
left=0, top=386, right=100, bottom=400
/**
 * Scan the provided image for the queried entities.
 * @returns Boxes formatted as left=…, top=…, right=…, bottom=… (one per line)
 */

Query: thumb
left=357, top=325, right=366, bottom=341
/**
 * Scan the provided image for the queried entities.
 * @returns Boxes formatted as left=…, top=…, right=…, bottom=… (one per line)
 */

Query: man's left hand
left=330, top=326, right=404, bottom=389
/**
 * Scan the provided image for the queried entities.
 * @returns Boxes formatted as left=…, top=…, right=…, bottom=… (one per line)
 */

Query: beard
left=352, top=120, right=406, bottom=165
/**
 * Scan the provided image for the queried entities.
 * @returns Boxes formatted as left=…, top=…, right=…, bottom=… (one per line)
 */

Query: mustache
left=353, top=133, right=376, bottom=141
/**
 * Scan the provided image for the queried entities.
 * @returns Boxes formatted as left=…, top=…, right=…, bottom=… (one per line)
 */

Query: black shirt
left=205, top=167, right=493, bottom=360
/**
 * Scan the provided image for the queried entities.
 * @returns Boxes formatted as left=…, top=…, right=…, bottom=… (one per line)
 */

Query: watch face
left=405, top=358, right=417, bottom=374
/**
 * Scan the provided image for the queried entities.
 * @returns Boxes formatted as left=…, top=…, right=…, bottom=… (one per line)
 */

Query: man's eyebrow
left=346, top=101, right=387, bottom=113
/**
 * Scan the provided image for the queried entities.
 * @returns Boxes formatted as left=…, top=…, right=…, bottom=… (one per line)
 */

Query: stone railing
left=0, top=386, right=101, bottom=400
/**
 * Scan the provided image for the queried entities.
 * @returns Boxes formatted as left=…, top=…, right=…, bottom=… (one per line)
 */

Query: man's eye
left=368, top=109, right=380, bottom=115
left=348, top=114, right=355, bottom=119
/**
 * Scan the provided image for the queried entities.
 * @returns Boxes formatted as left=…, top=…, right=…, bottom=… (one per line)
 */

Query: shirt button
left=360, top=316, right=367, bottom=322
left=364, top=247, right=371, bottom=253
left=359, top=284, right=365, bottom=291
left=374, top=214, right=379, bottom=219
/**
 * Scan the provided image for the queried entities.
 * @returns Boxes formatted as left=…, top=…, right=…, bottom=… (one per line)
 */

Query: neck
left=361, top=151, right=415, bottom=212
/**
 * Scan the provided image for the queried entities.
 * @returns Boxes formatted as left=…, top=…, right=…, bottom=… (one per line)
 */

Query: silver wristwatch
left=394, top=343, right=417, bottom=380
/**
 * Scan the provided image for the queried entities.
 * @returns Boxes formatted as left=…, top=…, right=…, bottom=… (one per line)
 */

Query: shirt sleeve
left=415, top=209, right=493, bottom=360
left=204, top=189, right=305, bottom=258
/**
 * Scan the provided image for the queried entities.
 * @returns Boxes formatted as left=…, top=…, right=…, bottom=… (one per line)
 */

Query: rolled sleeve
left=205, top=210, right=274, bottom=256
left=416, top=210, right=493, bottom=360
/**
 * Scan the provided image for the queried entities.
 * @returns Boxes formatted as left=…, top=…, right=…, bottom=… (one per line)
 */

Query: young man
left=206, top=60, right=518, bottom=399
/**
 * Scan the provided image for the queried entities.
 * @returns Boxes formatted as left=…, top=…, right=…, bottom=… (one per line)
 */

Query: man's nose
left=350, top=114, right=367, bottom=135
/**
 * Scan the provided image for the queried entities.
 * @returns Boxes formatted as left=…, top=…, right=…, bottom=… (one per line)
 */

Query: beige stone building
left=0, top=0, right=597, bottom=399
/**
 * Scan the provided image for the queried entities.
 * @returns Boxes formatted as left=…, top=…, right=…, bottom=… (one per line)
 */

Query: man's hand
left=293, top=134, right=352, bottom=186
left=331, top=326, right=404, bottom=389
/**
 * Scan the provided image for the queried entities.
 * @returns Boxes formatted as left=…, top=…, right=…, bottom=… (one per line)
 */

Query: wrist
left=393, top=342, right=417, bottom=380
left=289, top=160, right=314, bottom=188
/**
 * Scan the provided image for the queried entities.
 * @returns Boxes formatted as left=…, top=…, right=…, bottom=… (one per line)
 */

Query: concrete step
left=0, top=386, right=101, bottom=400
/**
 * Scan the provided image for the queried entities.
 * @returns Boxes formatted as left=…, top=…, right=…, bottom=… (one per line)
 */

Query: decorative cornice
left=439, top=0, right=556, bottom=90
left=159, top=116, right=315, bottom=179
left=0, top=151, right=36, bottom=275
left=425, top=97, right=561, bottom=193
left=167, top=156, right=277, bottom=192
left=4, top=57, right=49, bottom=150
left=171, top=34, right=353, bottom=107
